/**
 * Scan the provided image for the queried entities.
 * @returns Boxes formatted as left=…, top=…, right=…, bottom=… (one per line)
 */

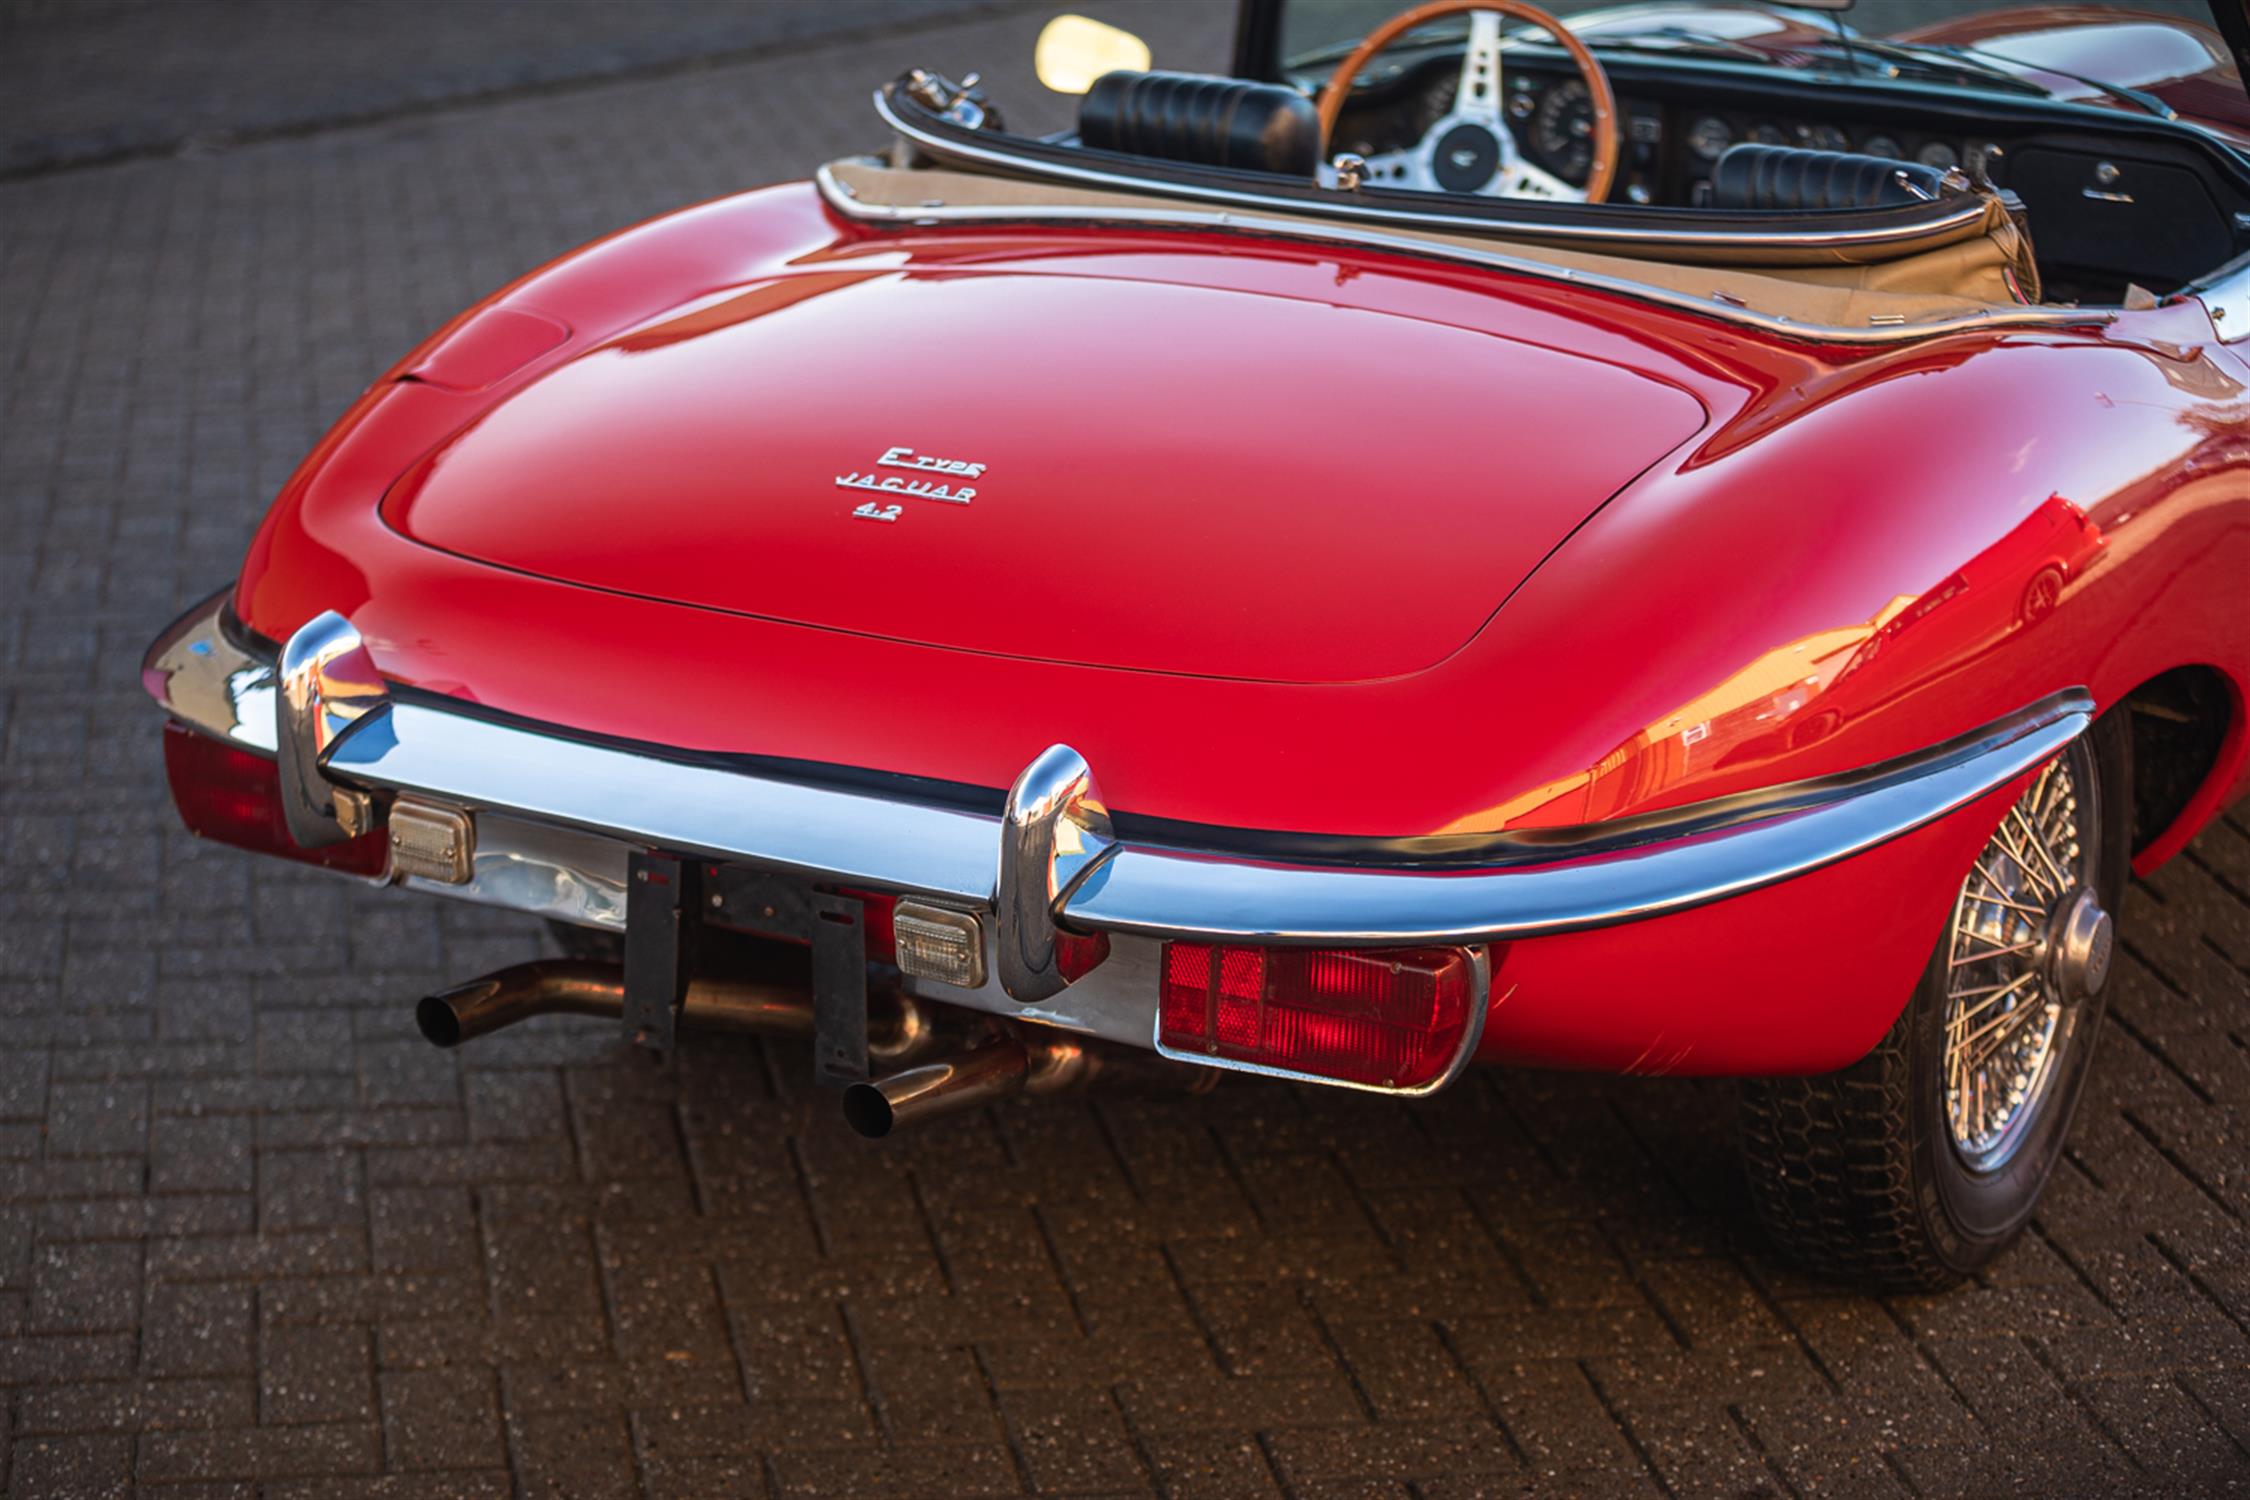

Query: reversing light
left=1158, top=942, right=1475, bottom=1090
left=892, top=903, right=986, bottom=989
left=162, top=722, right=389, bottom=877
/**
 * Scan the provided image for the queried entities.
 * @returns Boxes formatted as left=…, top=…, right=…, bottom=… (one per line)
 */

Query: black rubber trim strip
left=235, top=605, right=2088, bottom=876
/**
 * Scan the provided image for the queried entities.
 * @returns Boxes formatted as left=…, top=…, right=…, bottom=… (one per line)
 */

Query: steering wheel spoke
left=1454, top=9, right=1507, bottom=125
left=1494, top=157, right=1585, bottom=202
left=1353, top=146, right=1430, bottom=190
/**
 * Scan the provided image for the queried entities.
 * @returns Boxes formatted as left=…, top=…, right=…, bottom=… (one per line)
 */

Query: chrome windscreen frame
left=145, top=589, right=2093, bottom=1084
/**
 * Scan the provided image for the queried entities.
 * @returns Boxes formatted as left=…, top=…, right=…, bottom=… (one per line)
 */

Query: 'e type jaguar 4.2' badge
left=837, top=445, right=985, bottom=522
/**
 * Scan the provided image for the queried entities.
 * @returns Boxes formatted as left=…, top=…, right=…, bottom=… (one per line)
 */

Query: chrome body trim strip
left=321, top=700, right=1003, bottom=905
left=816, top=162, right=2109, bottom=346
left=1064, top=696, right=2090, bottom=944
left=145, top=593, right=2092, bottom=956
left=872, top=91, right=1997, bottom=251
left=1149, top=945, right=1491, bottom=1097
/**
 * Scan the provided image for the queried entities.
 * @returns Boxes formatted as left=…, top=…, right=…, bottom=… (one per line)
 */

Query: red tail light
left=162, top=722, right=390, bottom=877
left=1158, top=942, right=1476, bottom=1090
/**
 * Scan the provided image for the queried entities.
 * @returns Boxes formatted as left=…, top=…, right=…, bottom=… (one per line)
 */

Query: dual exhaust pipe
left=416, top=959, right=1213, bottom=1136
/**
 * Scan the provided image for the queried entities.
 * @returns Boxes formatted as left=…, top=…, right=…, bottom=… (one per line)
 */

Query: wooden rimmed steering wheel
left=1317, top=0, right=1620, bottom=204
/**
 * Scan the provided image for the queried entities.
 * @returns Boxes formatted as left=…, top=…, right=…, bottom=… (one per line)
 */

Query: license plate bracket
left=624, top=856, right=868, bottom=1083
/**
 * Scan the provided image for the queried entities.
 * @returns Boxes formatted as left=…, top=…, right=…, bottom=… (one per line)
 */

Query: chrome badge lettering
left=878, top=444, right=986, bottom=479
left=837, top=444, right=986, bottom=519
left=836, top=472, right=978, bottom=505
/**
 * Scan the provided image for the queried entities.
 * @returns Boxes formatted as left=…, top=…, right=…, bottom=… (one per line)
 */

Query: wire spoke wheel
left=1941, top=743, right=2110, bottom=1173
left=1739, top=717, right=2124, bottom=1291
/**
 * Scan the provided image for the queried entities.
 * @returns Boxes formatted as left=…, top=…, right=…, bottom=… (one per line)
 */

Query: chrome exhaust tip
left=842, top=1040, right=1031, bottom=1138
left=415, top=994, right=467, bottom=1048
left=413, top=958, right=942, bottom=1059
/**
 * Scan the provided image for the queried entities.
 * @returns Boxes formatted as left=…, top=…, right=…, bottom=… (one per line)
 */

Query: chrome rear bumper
left=145, top=590, right=2093, bottom=1076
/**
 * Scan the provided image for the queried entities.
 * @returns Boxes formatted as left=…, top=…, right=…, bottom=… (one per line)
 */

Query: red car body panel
left=228, top=179, right=2250, bottom=1074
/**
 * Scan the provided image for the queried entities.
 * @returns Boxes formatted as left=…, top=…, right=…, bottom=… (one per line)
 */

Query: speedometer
left=1686, top=115, right=1732, bottom=162
left=1531, top=80, right=1595, bottom=184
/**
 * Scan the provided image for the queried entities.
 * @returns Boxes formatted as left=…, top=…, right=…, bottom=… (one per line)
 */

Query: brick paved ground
left=4, top=3, right=2249, bottom=1496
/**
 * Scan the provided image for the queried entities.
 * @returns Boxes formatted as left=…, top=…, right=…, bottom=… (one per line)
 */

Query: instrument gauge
left=1531, top=79, right=1595, bottom=183
left=1686, top=115, right=1732, bottom=162
left=1917, top=140, right=1960, bottom=170
left=1861, top=134, right=1905, bottom=160
left=1799, top=123, right=1850, bottom=153
left=1749, top=121, right=1789, bottom=146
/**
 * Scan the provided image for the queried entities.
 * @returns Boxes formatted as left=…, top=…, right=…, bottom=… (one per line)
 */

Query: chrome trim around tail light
left=145, top=590, right=2094, bottom=954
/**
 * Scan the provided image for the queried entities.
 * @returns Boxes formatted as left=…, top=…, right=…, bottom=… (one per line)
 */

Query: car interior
left=862, top=6, right=2250, bottom=318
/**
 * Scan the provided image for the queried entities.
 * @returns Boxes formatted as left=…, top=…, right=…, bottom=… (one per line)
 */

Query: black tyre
left=1739, top=714, right=2129, bottom=1290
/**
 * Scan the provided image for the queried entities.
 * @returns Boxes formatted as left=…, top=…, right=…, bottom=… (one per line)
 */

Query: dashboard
left=1314, top=46, right=2250, bottom=299
left=1329, top=55, right=1997, bottom=207
left=1503, top=71, right=1990, bottom=205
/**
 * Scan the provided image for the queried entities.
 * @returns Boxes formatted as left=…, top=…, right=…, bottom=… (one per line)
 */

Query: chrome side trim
left=320, top=699, right=1003, bottom=904
left=277, top=611, right=387, bottom=846
left=1063, top=694, right=2092, bottom=944
left=1150, top=945, right=1491, bottom=1097
left=996, top=745, right=1116, bottom=1002
left=816, top=162, right=2110, bottom=346
left=873, top=92, right=1997, bottom=251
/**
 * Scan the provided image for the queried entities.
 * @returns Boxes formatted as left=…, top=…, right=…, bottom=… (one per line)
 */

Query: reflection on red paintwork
left=1454, top=492, right=2112, bottom=833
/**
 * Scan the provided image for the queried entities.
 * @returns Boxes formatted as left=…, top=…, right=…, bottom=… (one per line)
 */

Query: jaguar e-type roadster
left=144, top=0, right=2250, bottom=1289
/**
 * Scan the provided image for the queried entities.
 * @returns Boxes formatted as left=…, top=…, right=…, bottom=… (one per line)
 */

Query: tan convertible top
left=823, top=158, right=2092, bottom=342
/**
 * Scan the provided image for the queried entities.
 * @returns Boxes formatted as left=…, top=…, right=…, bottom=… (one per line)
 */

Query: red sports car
left=144, top=0, right=2250, bottom=1290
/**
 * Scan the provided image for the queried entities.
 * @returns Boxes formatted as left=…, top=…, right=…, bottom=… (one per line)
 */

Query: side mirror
left=1035, top=14, right=1152, bottom=95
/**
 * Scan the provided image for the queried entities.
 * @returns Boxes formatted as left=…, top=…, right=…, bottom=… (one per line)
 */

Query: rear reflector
left=162, top=722, right=390, bottom=877
left=1158, top=942, right=1475, bottom=1090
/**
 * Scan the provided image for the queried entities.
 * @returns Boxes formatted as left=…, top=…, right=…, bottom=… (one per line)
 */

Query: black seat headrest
left=1713, top=144, right=1951, bottom=212
left=1079, top=70, right=1320, bottom=179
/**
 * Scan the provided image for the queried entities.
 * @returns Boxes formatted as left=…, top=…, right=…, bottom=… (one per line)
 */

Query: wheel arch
left=2115, top=662, right=2245, bottom=873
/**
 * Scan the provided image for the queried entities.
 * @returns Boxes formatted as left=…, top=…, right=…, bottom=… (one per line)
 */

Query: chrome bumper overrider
left=145, top=591, right=2094, bottom=1069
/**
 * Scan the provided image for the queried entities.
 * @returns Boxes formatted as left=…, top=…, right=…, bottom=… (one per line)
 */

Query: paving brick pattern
left=4, top=2, right=2249, bottom=1495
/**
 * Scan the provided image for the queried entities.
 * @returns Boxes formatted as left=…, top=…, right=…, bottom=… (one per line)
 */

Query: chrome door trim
left=816, top=162, right=2109, bottom=346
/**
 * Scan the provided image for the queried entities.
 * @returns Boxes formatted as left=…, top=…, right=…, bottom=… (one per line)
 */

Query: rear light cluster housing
left=162, top=722, right=391, bottom=877
left=1157, top=940, right=1483, bottom=1091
